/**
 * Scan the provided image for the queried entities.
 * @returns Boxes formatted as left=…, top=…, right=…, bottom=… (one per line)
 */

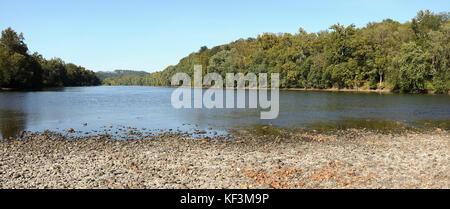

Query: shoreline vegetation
left=0, top=28, right=101, bottom=90
left=281, top=87, right=446, bottom=94
left=0, top=127, right=448, bottom=189
left=103, top=10, right=449, bottom=94
left=1, top=85, right=447, bottom=95
left=101, top=85, right=446, bottom=95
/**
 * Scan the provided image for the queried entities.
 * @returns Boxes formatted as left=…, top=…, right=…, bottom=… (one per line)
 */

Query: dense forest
left=96, top=70, right=149, bottom=80
left=104, top=10, right=449, bottom=93
left=0, top=28, right=100, bottom=89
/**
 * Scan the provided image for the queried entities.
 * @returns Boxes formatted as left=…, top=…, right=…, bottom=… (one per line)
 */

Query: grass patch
left=304, top=118, right=407, bottom=133
left=249, top=124, right=282, bottom=136
left=409, top=119, right=450, bottom=131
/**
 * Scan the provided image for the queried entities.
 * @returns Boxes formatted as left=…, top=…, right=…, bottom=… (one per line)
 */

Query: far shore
left=281, top=87, right=392, bottom=93
left=1, top=85, right=448, bottom=94
left=100, top=85, right=449, bottom=95
left=282, top=87, right=449, bottom=94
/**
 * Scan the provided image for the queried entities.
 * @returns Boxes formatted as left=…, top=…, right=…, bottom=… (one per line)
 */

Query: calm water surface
left=0, top=86, right=449, bottom=138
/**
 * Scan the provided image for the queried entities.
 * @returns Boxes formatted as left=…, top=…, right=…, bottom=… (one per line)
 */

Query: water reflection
left=0, top=92, right=28, bottom=139
left=0, top=110, right=26, bottom=139
left=0, top=86, right=448, bottom=138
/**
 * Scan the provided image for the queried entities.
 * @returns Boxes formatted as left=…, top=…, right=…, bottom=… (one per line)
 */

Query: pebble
left=0, top=129, right=448, bottom=189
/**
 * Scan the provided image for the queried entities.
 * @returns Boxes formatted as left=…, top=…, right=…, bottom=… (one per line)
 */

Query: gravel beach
left=0, top=129, right=448, bottom=189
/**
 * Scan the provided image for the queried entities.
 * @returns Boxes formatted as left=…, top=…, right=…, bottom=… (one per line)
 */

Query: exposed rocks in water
left=0, top=129, right=448, bottom=189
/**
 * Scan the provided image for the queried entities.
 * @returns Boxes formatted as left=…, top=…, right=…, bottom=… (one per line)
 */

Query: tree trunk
left=379, top=72, right=383, bottom=87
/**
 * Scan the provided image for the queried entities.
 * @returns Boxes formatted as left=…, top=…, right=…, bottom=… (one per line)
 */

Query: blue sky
left=0, top=0, right=448, bottom=72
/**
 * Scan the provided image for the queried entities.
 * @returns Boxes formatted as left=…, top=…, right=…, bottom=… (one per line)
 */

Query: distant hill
left=96, top=70, right=149, bottom=80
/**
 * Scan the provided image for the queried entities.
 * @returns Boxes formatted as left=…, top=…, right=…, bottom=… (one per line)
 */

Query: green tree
left=0, top=28, right=100, bottom=89
left=0, top=28, right=42, bottom=88
left=100, top=10, right=449, bottom=94
left=392, top=42, right=431, bottom=92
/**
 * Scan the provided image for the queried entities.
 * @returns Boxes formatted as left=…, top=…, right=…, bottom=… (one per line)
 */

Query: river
left=0, top=86, right=449, bottom=138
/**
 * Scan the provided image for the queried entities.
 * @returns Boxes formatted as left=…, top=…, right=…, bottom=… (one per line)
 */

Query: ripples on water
left=0, top=86, right=449, bottom=138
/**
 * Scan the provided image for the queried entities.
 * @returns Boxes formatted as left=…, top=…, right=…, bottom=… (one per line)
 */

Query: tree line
left=0, top=28, right=100, bottom=89
left=104, top=10, right=449, bottom=93
left=96, top=70, right=149, bottom=80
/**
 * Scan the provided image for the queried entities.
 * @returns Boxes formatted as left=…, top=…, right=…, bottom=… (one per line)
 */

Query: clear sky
left=0, top=0, right=448, bottom=72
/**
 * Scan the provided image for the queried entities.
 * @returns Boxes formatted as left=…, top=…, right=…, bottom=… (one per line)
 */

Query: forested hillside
left=0, top=28, right=100, bottom=89
left=104, top=10, right=449, bottom=93
left=96, top=70, right=149, bottom=80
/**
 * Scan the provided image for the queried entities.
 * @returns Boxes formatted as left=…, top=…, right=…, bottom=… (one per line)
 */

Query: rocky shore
left=0, top=128, right=448, bottom=189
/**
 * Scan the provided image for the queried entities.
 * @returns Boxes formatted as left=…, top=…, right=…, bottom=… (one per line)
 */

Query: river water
left=0, top=86, right=449, bottom=138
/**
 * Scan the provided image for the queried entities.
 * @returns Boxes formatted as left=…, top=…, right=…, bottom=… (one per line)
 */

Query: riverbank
left=1, top=86, right=101, bottom=92
left=284, top=87, right=448, bottom=94
left=102, top=85, right=449, bottom=94
left=1, top=128, right=448, bottom=189
left=280, top=87, right=390, bottom=93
